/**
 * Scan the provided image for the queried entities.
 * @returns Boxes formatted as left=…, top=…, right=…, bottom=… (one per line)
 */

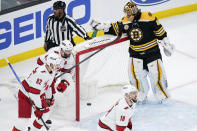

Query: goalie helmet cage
left=75, top=36, right=129, bottom=121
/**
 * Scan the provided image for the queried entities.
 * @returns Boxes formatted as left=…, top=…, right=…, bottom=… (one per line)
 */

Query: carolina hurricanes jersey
left=37, top=46, right=75, bottom=73
left=99, top=98, right=135, bottom=130
left=22, top=65, right=56, bottom=108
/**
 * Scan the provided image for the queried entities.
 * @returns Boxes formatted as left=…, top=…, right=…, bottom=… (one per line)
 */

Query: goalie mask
left=124, top=2, right=139, bottom=18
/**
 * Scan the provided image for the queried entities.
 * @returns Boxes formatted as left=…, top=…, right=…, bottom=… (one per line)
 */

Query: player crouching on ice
left=12, top=53, right=65, bottom=131
left=98, top=84, right=138, bottom=131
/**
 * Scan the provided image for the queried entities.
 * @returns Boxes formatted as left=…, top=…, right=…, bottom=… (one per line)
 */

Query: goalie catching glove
left=55, top=79, right=70, bottom=93
left=159, top=37, right=175, bottom=57
left=90, top=19, right=111, bottom=32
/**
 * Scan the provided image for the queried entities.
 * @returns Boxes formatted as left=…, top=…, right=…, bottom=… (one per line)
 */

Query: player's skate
left=27, top=120, right=52, bottom=131
left=158, top=97, right=169, bottom=104
left=155, top=90, right=170, bottom=104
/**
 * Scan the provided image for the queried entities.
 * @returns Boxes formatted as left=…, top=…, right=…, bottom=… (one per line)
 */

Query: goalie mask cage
left=75, top=36, right=130, bottom=121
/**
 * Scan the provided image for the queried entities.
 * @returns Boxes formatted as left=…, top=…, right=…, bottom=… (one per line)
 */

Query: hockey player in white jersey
left=38, top=39, right=75, bottom=77
left=12, top=53, right=63, bottom=131
left=37, top=39, right=75, bottom=92
left=37, top=40, right=76, bottom=123
left=98, top=84, right=138, bottom=131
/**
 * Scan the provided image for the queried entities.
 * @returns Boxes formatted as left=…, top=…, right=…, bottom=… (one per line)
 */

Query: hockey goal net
left=53, top=35, right=130, bottom=121
left=75, top=35, right=130, bottom=121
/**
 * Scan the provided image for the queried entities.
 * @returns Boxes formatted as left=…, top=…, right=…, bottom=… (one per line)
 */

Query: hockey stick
left=6, top=59, right=49, bottom=130
left=56, top=31, right=122, bottom=79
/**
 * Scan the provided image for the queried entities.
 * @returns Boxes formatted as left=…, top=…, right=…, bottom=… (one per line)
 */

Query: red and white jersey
left=37, top=46, right=75, bottom=73
left=99, top=98, right=135, bottom=131
left=22, top=65, right=56, bottom=108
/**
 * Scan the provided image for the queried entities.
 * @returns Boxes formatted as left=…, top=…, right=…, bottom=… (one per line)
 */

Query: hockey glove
left=40, top=93, right=51, bottom=108
left=47, top=95, right=55, bottom=106
left=159, top=37, right=175, bottom=57
left=40, top=93, right=54, bottom=108
left=56, top=79, right=70, bottom=93
left=34, top=107, right=49, bottom=119
left=90, top=19, right=100, bottom=29
left=90, top=19, right=111, bottom=32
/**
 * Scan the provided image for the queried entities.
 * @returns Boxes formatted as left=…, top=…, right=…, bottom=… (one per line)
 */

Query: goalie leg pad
left=148, top=59, right=170, bottom=101
left=128, top=57, right=150, bottom=102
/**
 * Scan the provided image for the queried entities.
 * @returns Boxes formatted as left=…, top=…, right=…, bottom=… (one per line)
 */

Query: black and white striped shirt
left=45, top=14, right=89, bottom=47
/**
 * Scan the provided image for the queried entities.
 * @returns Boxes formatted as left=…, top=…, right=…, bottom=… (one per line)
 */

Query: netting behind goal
left=75, top=35, right=130, bottom=121
left=52, top=35, right=130, bottom=121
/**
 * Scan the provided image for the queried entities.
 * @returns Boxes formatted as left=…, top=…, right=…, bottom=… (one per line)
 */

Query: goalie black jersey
left=105, top=11, right=167, bottom=61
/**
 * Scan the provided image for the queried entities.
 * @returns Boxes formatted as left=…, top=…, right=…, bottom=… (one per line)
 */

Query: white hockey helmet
left=122, top=84, right=137, bottom=95
left=60, top=40, right=73, bottom=51
left=46, top=53, right=61, bottom=71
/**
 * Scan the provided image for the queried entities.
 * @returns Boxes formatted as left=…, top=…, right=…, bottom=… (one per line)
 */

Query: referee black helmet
left=53, top=1, right=66, bottom=10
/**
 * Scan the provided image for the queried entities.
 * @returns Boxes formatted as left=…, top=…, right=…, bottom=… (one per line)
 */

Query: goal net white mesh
left=52, top=35, right=130, bottom=121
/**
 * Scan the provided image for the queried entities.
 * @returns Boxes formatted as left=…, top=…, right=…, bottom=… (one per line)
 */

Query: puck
left=46, top=119, right=52, bottom=124
left=87, top=103, right=91, bottom=106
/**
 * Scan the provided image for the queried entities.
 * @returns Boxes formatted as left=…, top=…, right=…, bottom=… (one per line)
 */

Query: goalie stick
left=6, top=59, right=49, bottom=131
left=56, top=30, right=122, bottom=79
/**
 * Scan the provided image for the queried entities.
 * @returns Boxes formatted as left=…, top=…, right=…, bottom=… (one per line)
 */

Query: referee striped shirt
left=45, top=14, right=89, bottom=46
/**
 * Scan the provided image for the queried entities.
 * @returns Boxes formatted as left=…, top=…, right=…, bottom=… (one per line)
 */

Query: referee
left=44, top=1, right=91, bottom=51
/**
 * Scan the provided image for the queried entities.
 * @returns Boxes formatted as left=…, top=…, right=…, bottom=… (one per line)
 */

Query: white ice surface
left=1, top=11, right=197, bottom=131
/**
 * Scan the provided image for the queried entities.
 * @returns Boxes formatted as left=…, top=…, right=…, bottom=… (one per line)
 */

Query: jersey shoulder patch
left=121, top=16, right=130, bottom=23
left=140, top=12, right=156, bottom=21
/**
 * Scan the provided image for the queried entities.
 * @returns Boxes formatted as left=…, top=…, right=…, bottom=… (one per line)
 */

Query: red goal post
left=74, top=35, right=129, bottom=121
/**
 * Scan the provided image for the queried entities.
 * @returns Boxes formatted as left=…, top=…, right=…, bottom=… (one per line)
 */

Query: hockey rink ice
left=0, top=11, right=197, bottom=131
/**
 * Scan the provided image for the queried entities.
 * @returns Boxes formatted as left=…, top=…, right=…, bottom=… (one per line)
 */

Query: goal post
left=75, top=35, right=129, bottom=121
